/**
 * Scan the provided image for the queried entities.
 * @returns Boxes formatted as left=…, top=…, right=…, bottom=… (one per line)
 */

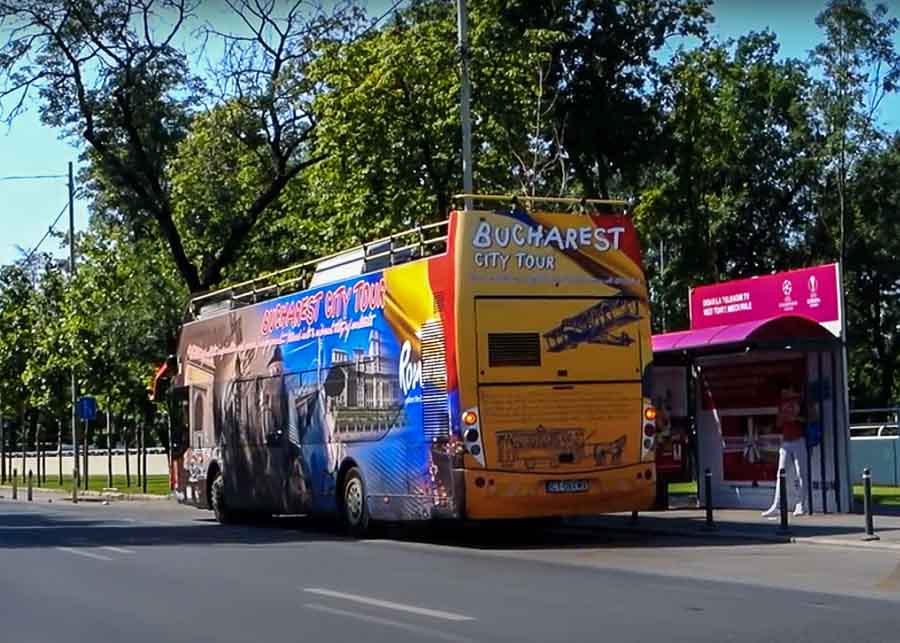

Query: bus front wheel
left=341, top=467, right=370, bottom=536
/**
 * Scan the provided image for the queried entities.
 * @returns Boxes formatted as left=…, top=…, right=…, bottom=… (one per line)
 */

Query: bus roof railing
left=453, top=193, right=631, bottom=211
left=188, top=220, right=449, bottom=320
left=188, top=193, right=627, bottom=320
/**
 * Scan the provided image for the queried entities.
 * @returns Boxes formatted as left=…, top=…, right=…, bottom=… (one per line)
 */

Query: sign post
left=76, top=396, right=97, bottom=490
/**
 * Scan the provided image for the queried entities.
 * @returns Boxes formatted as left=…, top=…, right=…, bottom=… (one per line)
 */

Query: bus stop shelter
left=651, top=264, right=853, bottom=513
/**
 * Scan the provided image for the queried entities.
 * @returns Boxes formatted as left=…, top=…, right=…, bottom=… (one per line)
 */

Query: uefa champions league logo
left=779, top=278, right=797, bottom=311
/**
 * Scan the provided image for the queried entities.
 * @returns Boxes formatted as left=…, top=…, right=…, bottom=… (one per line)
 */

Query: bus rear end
left=452, top=203, right=656, bottom=519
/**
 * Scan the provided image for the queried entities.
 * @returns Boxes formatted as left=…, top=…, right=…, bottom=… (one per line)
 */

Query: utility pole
left=457, top=0, right=473, bottom=211
left=68, top=161, right=79, bottom=485
left=1, top=389, right=5, bottom=483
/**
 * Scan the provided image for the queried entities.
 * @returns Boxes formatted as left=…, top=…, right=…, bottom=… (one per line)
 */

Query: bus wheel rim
left=346, top=479, right=363, bottom=524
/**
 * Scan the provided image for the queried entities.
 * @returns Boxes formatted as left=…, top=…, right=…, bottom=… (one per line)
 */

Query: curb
left=568, top=518, right=793, bottom=544
left=0, top=484, right=171, bottom=503
left=795, top=536, right=900, bottom=552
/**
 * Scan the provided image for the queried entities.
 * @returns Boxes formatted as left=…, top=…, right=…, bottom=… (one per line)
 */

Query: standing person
left=762, top=380, right=807, bottom=518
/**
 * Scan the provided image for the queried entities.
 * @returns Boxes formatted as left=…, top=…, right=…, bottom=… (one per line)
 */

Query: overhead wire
left=21, top=200, right=71, bottom=266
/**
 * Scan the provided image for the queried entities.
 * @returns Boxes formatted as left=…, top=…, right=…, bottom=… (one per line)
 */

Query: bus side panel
left=175, top=246, right=465, bottom=521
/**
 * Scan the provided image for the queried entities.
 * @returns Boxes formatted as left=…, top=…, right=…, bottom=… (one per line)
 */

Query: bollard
left=702, top=468, right=716, bottom=531
left=12, top=468, right=17, bottom=500
left=72, top=468, right=78, bottom=504
left=777, top=467, right=790, bottom=534
left=630, top=510, right=639, bottom=525
left=862, top=468, right=880, bottom=542
left=27, top=469, right=32, bottom=502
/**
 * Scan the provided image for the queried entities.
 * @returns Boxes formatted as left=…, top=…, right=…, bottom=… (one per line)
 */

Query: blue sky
left=1, top=0, right=898, bottom=267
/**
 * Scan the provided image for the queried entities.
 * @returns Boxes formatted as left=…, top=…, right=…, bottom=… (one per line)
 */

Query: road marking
left=303, top=588, right=475, bottom=622
left=102, top=546, right=136, bottom=554
left=55, top=547, right=112, bottom=561
left=304, top=603, right=477, bottom=643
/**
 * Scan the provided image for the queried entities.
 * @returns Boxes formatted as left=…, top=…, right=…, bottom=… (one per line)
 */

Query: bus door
left=223, top=376, right=291, bottom=513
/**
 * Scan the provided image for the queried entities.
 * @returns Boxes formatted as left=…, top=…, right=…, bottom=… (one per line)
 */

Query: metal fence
left=850, top=408, right=900, bottom=486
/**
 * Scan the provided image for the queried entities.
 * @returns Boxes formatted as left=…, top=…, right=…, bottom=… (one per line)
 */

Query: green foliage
left=637, top=33, right=818, bottom=330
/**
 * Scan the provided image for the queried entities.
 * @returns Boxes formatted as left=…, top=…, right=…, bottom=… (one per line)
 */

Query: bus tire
left=341, top=467, right=370, bottom=536
left=210, top=473, right=236, bottom=525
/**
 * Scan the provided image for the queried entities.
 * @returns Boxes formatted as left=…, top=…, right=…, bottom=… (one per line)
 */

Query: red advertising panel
left=689, top=264, right=841, bottom=336
left=700, top=359, right=806, bottom=483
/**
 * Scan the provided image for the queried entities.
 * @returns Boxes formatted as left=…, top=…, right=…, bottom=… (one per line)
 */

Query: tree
left=637, top=33, right=818, bottom=331
left=809, top=0, right=900, bottom=406
left=495, top=0, right=712, bottom=198
left=842, top=138, right=900, bottom=405
left=0, top=0, right=362, bottom=294
left=810, top=0, right=900, bottom=267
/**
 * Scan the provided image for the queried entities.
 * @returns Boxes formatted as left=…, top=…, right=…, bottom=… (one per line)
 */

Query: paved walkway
left=575, top=505, right=900, bottom=551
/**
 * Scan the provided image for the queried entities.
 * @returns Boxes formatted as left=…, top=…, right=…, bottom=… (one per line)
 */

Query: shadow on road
left=0, top=506, right=349, bottom=550
left=2, top=499, right=891, bottom=552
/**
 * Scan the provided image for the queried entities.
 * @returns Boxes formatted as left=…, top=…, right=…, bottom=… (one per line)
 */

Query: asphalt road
left=2, top=498, right=899, bottom=643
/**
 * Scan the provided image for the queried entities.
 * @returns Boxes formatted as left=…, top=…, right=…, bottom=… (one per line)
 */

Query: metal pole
left=836, top=262, right=851, bottom=511
left=702, top=468, right=715, bottom=531
left=830, top=349, right=842, bottom=511
left=82, top=419, right=89, bottom=490
left=862, top=468, right=879, bottom=541
left=12, top=468, right=17, bottom=500
left=124, top=423, right=131, bottom=488
left=142, top=424, right=148, bottom=495
left=57, top=419, right=63, bottom=486
left=107, top=409, right=113, bottom=488
left=457, top=0, right=473, bottom=211
left=72, top=467, right=78, bottom=504
left=27, top=469, right=32, bottom=502
left=0, top=389, right=5, bottom=483
left=777, top=467, right=790, bottom=534
left=817, top=351, right=827, bottom=513
left=69, top=161, right=79, bottom=485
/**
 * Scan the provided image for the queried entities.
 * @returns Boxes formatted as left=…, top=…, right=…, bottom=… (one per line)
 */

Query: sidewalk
left=574, top=504, right=900, bottom=551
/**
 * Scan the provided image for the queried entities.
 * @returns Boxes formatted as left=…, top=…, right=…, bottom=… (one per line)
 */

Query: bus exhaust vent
left=421, top=306, right=449, bottom=440
left=488, top=333, right=542, bottom=367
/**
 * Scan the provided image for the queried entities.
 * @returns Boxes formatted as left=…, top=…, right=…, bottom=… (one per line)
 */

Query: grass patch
left=669, top=481, right=698, bottom=495
left=17, top=474, right=171, bottom=496
left=670, top=480, right=900, bottom=506
left=853, top=484, right=900, bottom=506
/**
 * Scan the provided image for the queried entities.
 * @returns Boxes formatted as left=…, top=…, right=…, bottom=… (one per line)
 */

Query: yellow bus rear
left=451, top=201, right=656, bottom=519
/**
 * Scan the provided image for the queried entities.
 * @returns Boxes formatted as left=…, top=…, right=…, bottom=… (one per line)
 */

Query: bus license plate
left=546, top=479, right=590, bottom=494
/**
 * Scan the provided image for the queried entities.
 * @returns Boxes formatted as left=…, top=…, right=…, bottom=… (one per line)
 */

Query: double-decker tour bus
left=163, top=195, right=657, bottom=531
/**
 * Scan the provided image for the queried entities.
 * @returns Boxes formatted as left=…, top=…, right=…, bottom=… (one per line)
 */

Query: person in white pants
left=762, top=436, right=806, bottom=517
left=762, top=382, right=808, bottom=518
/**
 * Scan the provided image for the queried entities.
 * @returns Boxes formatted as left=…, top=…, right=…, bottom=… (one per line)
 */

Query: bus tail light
left=461, top=407, right=485, bottom=467
left=641, top=402, right=657, bottom=463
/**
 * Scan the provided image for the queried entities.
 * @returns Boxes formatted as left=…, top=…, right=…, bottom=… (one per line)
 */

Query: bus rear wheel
left=341, top=467, right=370, bottom=536
left=210, top=473, right=236, bottom=525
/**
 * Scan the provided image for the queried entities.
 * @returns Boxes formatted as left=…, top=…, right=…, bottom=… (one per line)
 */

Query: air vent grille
left=488, top=333, right=541, bottom=367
